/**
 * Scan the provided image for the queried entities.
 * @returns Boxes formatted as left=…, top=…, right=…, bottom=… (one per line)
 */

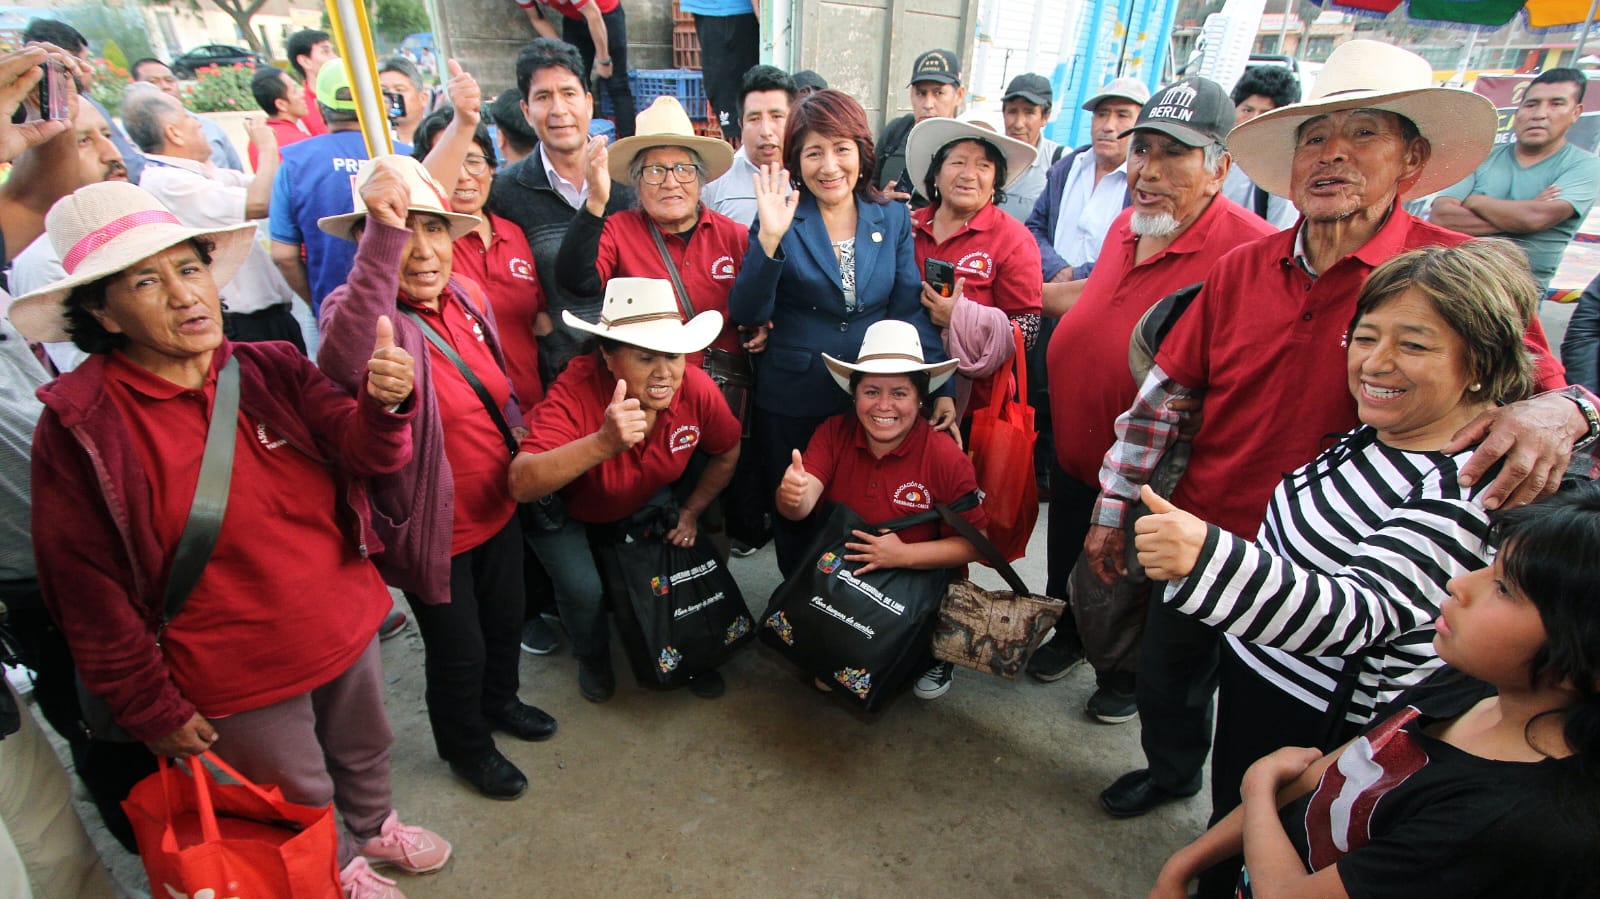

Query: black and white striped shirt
left=1164, top=426, right=1492, bottom=724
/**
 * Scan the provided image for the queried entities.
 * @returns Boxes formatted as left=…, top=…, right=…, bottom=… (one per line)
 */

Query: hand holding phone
left=924, top=258, right=956, bottom=298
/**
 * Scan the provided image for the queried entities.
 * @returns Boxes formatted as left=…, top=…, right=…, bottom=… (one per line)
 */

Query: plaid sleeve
left=1091, top=362, right=1194, bottom=528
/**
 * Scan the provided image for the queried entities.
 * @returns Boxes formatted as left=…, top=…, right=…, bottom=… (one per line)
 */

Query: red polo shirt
left=1049, top=199, right=1274, bottom=485
left=522, top=0, right=620, bottom=18
left=248, top=117, right=310, bottom=170
left=302, top=82, right=328, bottom=136
left=911, top=202, right=1042, bottom=410
left=1156, top=208, right=1563, bottom=537
left=804, top=414, right=990, bottom=544
left=406, top=288, right=518, bottom=554
left=453, top=213, right=547, bottom=413
left=596, top=207, right=749, bottom=359
left=101, top=352, right=389, bottom=718
left=522, top=352, right=740, bottom=523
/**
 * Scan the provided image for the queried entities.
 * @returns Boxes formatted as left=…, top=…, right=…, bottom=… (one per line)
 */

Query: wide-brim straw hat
left=607, top=96, right=735, bottom=184
left=318, top=153, right=480, bottom=242
left=8, top=181, right=258, bottom=343
left=561, top=276, right=723, bottom=355
left=906, top=116, right=1038, bottom=194
left=822, top=319, right=959, bottom=393
left=1229, top=40, right=1497, bottom=201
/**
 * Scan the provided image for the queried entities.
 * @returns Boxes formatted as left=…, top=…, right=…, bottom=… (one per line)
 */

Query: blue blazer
left=729, top=193, right=949, bottom=420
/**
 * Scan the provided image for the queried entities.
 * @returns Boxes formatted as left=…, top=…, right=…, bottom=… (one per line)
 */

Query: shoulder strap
left=932, top=497, right=1031, bottom=596
left=869, top=489, right=979, bottom=535
left=159, top=355, right=241, bottom=631
left=648, top=224, right=697, bottom=319
left=1051, top=144, right=1065, bottom=165
left=401, top=308, right=519, bottom=456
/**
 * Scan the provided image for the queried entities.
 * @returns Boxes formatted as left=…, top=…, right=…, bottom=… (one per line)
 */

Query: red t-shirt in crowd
left=804, top=414, right=990, bottom=544
left=248, top=117, right=311, bottom=170
left=1155, top=209, right=1563, bottom=538
left=101, top=352, right=389, bottom=718
left=406, top=288, right=518, bottom=554
left=1049, top=199, right=1273, bottom=486
left=522, top=352, right=740, bottom=523
left=453, top=213, right=547, bottom=413
left=596, top=207, right=750, bottom=360
left=519, top=0, right=620, bottom=19
left=911, top=202, right=1042, bottom=410
left=301, top=82, right=328, bottom=136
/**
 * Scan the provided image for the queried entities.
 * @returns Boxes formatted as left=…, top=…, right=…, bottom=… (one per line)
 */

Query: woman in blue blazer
left=729, top=89, right=954, bottom=576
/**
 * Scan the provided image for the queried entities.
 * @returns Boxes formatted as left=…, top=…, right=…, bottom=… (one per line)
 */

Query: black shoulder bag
left=79, top=356, right=241, bottom=742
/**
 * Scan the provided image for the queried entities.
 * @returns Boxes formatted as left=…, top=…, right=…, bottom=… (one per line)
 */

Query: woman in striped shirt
left=1131, top=239, right=1540, bottom=890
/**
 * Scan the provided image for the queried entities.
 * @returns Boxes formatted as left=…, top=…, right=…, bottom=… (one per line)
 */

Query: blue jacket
left=1562, top=272, right=1600, bottom=394
left=729, top=193, right=949, bottom=420
left=1023, top=145, right=1131, bottom=281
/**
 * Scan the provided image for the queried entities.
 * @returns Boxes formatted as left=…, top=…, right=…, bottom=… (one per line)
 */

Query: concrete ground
left=55, top=502, right=1210, bottom=898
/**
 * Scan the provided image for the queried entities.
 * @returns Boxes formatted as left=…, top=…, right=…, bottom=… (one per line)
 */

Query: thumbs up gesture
left=776, top=448, right=821, bottom=519
left=598, top=379, right=647, bottom=454
left=1131, top=484, right=1209, bottom=581
left=365, top=315, right=416, bottom=407
left=444, top=58, right=480, bottom=125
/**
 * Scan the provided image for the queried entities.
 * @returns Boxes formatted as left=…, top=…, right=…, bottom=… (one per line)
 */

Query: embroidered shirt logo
left=255, top=422, right=287, bottom=450
left=710, top=254, right=736, bottom=281
left=508, top=256, right=536, bottom=281
left=956, top=250, right=994, bottom=279
left=892, top=481, right=932, bottom=510
left=669, top=424, right=701, bottom=453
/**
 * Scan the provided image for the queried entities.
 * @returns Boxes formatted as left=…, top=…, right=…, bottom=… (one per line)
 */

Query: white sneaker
left=914, top=661, right=954, bottom=700
left=341, top=857, right=404, bottom=899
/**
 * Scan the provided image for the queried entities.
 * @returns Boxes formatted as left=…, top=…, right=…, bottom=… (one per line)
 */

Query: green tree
left=208, top=0, right=271, bottom=53
left=376, top=0, right=432, bottom=38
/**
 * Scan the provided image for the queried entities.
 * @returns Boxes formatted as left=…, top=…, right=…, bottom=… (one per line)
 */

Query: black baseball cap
left=1121, top=76, right=1234, bottom=147
left=908, top=49, right=961, bottom=86
left=1003, top=73, right=1053, bottom=107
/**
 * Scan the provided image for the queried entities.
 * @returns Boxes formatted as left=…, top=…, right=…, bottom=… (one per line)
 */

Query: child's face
left=1437, top=551, right=1548, bottom=686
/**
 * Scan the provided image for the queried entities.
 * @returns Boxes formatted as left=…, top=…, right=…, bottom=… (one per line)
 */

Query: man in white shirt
left=702, top=65, right=795, bottom=226
left=121, top=87, right=304, bottom=349
left=130, top=58, right=245, bottom=172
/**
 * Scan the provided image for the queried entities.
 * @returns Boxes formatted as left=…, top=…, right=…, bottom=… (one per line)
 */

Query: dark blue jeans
left=563, top=9, right=634, bottom=137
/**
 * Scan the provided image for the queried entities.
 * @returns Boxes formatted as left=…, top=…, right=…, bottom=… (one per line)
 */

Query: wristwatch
left=596, top=58, right=612, bottom=65
left=1570, top=390, right=1600, bottom=450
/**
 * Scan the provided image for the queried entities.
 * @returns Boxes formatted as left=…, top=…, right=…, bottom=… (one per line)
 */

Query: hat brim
left=318, top=207, right=480, bottom=242
left=607, top=134, right=736, bottom=185
left=909, top=74, right=959, bottom=86
left=906, top=118, right=1039, bottom=194
left=821, top=354, right=959, bottom=394
left=560, top=307, right=724, bottom=356
left=8, top=221, right=260, bottom=344
left=1121, top=120, right=1220, bottom=148
left=1004, top=90, right=1052, bottom=107
left=1082, top=91, right=1146, bottom=112
left=1229, top=87, right=1498, bottom=201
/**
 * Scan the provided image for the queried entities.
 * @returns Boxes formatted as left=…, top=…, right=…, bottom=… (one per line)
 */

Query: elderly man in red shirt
left=1084, top=42, right=1592, bottom=852
left=1030, top=77, right=1274, bottom=722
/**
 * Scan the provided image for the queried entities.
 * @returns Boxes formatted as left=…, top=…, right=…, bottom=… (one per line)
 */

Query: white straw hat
left=905, top=116, right=1038, bottom=194
left=1228, top=40, right=1497, bottom=201
left=8, top=181, right=258, bottom=343
left=608, top=96, right=735, bottom=184
left=561, top=277, right=723, bottom=355
left=318, top=154, right=480, bottom=241
left=822, top=319, right=959, bottom=393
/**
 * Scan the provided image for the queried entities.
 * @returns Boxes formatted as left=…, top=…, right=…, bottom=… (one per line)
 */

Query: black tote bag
left=604, top=532, right=755, bottom=688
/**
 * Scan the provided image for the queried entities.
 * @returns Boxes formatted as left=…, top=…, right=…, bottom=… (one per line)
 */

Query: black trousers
left=224, top=303, right=306, bottom=353
left=564, top=10, right=635, bottom=138
left=1136, top=584, right=1219, bottom=795
left=753, top=408, right=833, bottom=578
left=693, top=12, right=759, bottom=141
left=404, top=516, right=525, bottom=763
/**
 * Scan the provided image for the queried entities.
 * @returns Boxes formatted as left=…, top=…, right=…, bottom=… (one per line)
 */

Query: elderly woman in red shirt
left=17, top=181, right=447, bottom=898
left=510, top=277, right=742, bottom=703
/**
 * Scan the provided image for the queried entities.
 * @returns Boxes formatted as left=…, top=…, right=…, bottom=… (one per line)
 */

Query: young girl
left=1150, top=482, right=1600, bottom=898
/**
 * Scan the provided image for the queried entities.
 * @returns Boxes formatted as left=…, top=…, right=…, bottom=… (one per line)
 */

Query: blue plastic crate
left=597, top=69, right=707, bottom=122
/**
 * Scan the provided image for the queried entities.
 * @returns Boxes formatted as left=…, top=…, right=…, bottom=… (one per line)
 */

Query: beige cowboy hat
left=607, top=96, right=735, bottom=184
left=8, top=181, right=258, bottom=343
left=1229, top=40, right=1497, bottom=201
left=905, top=116, right=1038, bottom=194
left=562, top=276, right=723, bottom=355
left=318, top=154, right=480, bottom=242
left=822, top=319, right=959, bottom=393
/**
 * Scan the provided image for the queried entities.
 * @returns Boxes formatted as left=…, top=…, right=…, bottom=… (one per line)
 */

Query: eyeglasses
left=639, top=163, right=701, bottom=185
left=462, top=154, right=491, bottom=176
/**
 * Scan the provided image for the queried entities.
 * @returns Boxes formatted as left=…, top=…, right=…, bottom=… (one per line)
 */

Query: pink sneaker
left=359, top=810, right=452, bottom=875
left=340, top=857, right=404, bottom=899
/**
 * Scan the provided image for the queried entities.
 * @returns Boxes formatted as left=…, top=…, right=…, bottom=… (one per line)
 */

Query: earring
left=1469, top=382, right=1482, bottom=392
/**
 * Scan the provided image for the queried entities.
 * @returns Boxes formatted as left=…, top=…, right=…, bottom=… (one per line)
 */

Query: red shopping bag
left=967, top=322, right=1038, bottom=563
left=123, top=750, right=341, bottom=899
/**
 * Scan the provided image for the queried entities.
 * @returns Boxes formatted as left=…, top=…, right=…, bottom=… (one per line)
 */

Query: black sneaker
left=913, top=661, right=954, bottom=699
left=577, top=657, right=615, bottom=703
left=1026, top=635, right=1085, bottom=683
left=519, top=618, right=559, bottom=655
left=687, top=670, right=725, bottom=699
left=447, top=749, right=527, bottom=801
left=1085, top=685, right=1138, bottom=724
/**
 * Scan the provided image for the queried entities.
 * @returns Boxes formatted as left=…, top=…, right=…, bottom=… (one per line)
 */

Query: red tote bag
left=967, top=322, right=1039, bottom=563
left=123, top=750, right=342, bottom=899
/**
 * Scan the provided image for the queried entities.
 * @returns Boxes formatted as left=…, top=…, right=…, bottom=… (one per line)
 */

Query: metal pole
left=420, top=0, right=454, bottom=73
left=327, top=0, right=393, bottom=159
left=1277, top=0, right=1292, bottom=56
left=1577, top=0, right=1600, bottom=62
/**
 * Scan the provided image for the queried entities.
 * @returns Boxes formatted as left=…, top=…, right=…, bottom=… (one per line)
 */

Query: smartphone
left=924, top=258, right=956, bottom=298
left=41, top=60, right=69, bottom=122
left=383, top=89, right=406, bottom=121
